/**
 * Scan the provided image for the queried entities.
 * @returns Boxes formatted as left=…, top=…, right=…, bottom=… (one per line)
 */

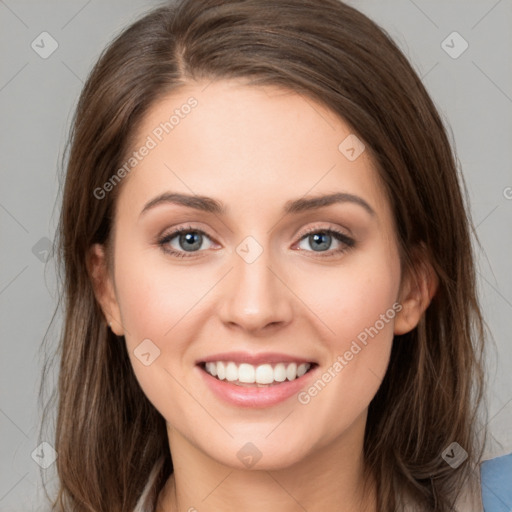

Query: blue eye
left=157, top=225, right=355, bottom=259
left=296, top=228, right=355, bottom=257
left=157, top=225, right=213, bottom=258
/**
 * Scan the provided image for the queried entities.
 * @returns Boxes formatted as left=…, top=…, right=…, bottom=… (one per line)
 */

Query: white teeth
left=205, top=362, right=217, bottom=377
left=286, top=362, right=297, bottom=381
left=273, top=363, right=287, bottom=382
left=203, top=361, right=312, bottom=384
left=238, top=363, right=255, bottom=383
left=255, top=364, right=274, bottom=384
left=297, top=363, right=309, bottom=377
left=225, top=362, right=238, bottom=382
left=217, top=361, right=225, bottom=380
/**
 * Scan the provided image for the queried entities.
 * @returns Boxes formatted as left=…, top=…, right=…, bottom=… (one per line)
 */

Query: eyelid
left=294, top=221, right=353, bottom=240
left=156, top=224, right=218, bottom=252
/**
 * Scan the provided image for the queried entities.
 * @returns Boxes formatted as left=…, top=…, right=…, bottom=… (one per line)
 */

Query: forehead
left=116, top=79, right=391, bottom=224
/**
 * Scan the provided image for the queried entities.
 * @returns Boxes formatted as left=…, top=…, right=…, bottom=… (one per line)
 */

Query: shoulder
left=450, top=450, right=512, bottom=512
left=454, top=449, right=512, bottom=512
left=399, top=450, right=510, bottom=512
left=480, top=451, right=512, bottom=511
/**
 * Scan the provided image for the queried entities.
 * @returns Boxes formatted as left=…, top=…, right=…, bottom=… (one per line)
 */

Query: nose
left=218, top=246, right=294, bottom=335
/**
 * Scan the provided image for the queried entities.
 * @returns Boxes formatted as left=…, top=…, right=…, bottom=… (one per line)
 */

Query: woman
left=42, top=0, right=493, bottom=510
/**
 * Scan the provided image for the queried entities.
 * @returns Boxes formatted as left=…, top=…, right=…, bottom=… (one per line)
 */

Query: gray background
left=1, top=0, right=511, bottom=510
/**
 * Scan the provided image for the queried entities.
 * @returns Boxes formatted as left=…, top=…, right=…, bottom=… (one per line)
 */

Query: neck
left=157, top=414, right=377, bottom=512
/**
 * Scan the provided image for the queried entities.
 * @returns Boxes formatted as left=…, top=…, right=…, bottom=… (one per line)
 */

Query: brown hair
left=41, top=0, right=488, bottom=510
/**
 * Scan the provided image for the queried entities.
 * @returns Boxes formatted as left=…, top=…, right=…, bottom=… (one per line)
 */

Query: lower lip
left=197, top=364, right=318, bottom=408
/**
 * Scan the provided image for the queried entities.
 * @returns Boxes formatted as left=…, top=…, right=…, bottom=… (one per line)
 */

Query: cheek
left=293, top=248, right=400, bottom=417
left=111, top=242, right=199, bottom=396
left=296, top=248, right=401, bottom=351
left=113, top=243, right=206, bottom=342
left=113, top=251, right=199, bottom=420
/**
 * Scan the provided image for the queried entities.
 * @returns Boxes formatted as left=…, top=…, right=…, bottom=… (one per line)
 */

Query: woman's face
left=94, top=79, right=412, bottom=470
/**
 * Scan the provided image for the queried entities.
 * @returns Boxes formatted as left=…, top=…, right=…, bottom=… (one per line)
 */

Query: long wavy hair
left=40, top=0, right=488, bottom=510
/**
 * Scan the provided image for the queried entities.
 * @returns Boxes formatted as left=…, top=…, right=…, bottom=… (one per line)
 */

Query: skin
left=88, top=79, right=437, bottom=512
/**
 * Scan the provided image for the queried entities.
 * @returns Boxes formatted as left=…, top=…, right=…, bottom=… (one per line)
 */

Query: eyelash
left=157, top=224, right=355, bottom=259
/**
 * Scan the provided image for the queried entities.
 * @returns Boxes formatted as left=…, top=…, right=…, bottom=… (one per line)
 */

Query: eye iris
left=310, top=232, right=331, bottom=251
left=180, top=232, right=202, bottom=251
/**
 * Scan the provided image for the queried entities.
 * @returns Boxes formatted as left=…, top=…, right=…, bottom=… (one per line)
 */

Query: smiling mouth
left=198, top=361, right=317, bottom=387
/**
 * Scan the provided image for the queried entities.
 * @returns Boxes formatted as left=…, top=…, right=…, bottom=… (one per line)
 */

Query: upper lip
left=197, top=352, right=316, bottom=366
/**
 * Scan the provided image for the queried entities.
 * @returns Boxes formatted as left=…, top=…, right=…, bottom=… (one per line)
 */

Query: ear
left=394, top=247, right=438, bottom=336
left=86, top=243, right=124, bottom=336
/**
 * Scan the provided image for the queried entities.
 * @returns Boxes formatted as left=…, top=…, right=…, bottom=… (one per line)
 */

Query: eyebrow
left=139, top=191, right=376, bottom=218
